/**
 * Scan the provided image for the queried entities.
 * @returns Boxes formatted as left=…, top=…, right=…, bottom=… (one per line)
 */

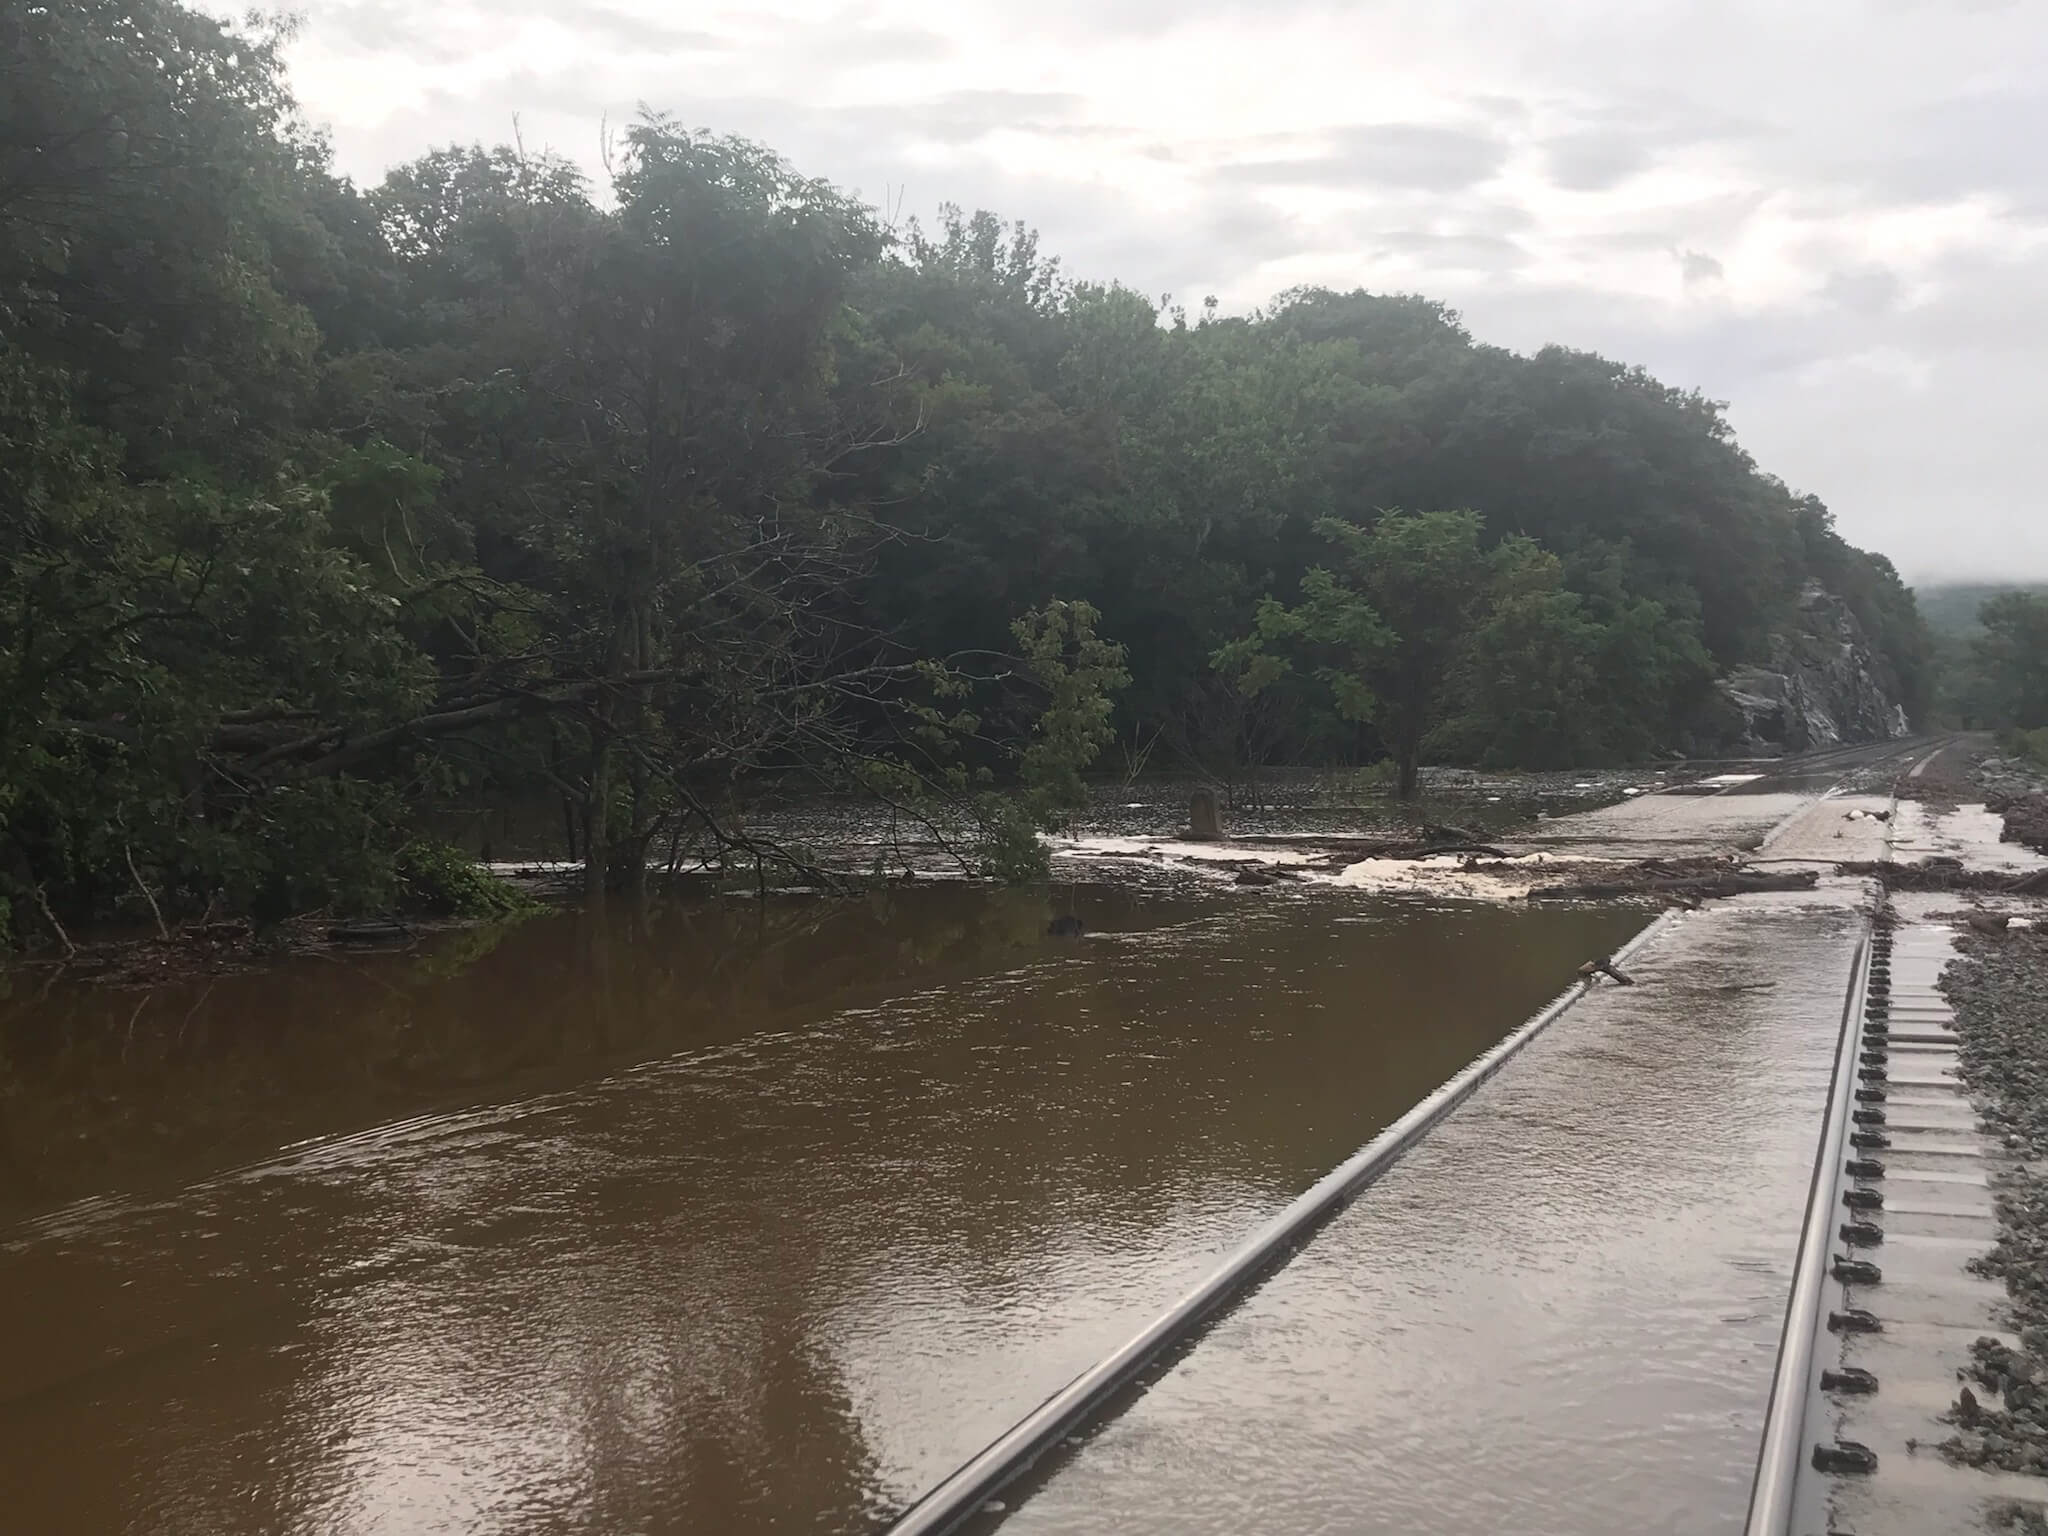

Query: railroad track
left=883, top=742, right=1959, bottom=1536
left=1744, top=803, right=2040, bottom=1534
left=877, top=909, right=1682, bottom=1536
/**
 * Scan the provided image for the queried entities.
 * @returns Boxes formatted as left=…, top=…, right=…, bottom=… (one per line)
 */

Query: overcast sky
left=222, top=0, right=2048, bottom=585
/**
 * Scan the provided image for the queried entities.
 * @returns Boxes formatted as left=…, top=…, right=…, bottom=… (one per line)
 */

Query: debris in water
left=1577, top=956, right=1637, bottom=987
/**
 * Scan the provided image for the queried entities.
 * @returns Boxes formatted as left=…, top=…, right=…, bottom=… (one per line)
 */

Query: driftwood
left=1530, top=869, right=1819, bottom=902
left=1230, top=835, right=1422, bottom=857
left=1423, top=823, right=1483, bottom=844
left=1578, top=957, right=1636, bottom=986
left=327, top=922, right=411, bottom=944
left=1227, top=835, right=1510, bottom=861
left=1839, top=861, right=2048, bottom=896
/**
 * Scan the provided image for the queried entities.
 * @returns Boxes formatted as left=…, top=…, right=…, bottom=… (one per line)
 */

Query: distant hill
left=1915, top=582, right=2048, bottom=638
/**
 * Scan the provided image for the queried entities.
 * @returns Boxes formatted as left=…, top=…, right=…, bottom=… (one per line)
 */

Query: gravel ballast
left=1939, top=926, right=2048, bottom=1472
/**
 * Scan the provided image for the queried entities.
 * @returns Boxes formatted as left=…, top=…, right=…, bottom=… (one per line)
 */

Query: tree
left=1969, top=593, right=2048, bottom=730
left=0, top=0, right=1940, bottom=943
left=1215, top=509, right=1516, bottom=798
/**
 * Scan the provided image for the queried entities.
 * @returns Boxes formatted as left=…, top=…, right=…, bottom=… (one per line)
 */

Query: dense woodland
left=1926, top=588, right=2048, bottom=759
left=0, top=0, right=1950, bottom=942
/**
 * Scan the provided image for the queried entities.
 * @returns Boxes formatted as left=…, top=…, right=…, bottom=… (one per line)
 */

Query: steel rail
left=881, top=906, right=1686, bottom=1536
left=1741, top=927, right=1874, bottom=1535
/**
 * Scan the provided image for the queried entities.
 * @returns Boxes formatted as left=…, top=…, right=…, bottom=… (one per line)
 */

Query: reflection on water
left=0, top=884, right=1639, bottom=1534
left=987, top=898, right=1862, bottom=1536
left=0, top=882, right=1212, bottom=1222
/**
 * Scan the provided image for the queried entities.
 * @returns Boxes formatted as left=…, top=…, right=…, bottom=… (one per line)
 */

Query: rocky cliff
left=1716, top=581, right=1912, bottom=754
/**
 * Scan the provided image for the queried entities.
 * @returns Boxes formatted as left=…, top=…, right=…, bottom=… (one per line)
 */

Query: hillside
left=0, top=0, right=1935, bottom=932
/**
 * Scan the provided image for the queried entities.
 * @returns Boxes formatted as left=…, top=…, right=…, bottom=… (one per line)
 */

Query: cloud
left=841, top=90, right=1093, bottom=147
left=1544, top=131, right=1652, bottom=192
left=1215, top=123, right=1510, bottom=192
left=1877, top=87, right=2048, bottom=212
left=1678, top=248, right=1723, bottom=286
left=1818, top=267, right=1900, bottom=315
left=572, top=6, right=729, bottom=52
left=1367, top=229, right=1532, bottom=274
left=308, top=0, right=731, bottom=60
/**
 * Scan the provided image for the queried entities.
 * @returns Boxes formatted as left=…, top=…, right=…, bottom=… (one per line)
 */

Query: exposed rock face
left=1717, top=581, right=1911, bottom=754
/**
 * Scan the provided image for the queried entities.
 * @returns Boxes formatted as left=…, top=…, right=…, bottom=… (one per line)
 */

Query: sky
left=215, top=0, right=2048, bottom=585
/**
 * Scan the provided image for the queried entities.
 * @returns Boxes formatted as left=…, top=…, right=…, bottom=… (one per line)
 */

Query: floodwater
left=0, top=880, right=1640, bottom=1534
left=989, top=888, right=1863, bottom=1536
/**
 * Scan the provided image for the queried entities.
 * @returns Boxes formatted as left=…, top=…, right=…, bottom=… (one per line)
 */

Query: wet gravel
left=1954, top=747, right=2048, bottom=853
left=1998, top=792, right=2048, bottom=857
left=1978, top=752, right=2048, bottom=804
left=1938, top=926, right=2048, bottom=1471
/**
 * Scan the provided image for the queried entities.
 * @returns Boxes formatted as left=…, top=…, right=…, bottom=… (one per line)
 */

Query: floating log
left=1530, top=869, right=1819, bottom=902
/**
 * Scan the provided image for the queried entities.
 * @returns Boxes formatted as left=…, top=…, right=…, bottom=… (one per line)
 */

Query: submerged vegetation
left=2, top=0, right=1933, bottom=944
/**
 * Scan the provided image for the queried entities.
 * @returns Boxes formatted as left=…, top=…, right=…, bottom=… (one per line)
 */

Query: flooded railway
left=0, top=866, right=1636, bottom=1533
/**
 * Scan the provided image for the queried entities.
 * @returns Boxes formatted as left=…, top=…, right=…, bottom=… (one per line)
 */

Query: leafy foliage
left=394, top=841, right=539, bottom=918
left=0, top=0, right=1934, bottom=942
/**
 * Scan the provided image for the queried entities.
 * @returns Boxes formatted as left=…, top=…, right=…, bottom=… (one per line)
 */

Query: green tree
left=0, top=0, right=1945, bottom=944
left=1970, top=593, right=2048, bottom=729
left=1216, top=509, right=1514, bottom=798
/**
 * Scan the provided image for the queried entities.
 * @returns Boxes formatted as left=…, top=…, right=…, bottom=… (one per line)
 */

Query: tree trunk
left=622, top=747, right=650, bottom=901
left=616, top=828, right=651, bottom=902
left=584, top=732, right=611, bottom=899
left=551, top=724, right=578, bottom=861
left=1397, top=744, right=1422, bottom=800
left=1391, top=679, right=1428, bottom=801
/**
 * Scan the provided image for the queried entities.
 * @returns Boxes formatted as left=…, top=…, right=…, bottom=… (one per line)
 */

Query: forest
left=2, top=0, right=1944, bottom=942
left=1925, top=586, right=2048, bottom=765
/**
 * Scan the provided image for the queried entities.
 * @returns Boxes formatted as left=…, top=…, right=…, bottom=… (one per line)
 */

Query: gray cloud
left=1536, top=94, right=1759, bottom=193
left=312, top=0, right=731, bottom=60
left=1544, top=130, right=1652, bottom=192
left=1365, top=229, right=1531, bottom=273
left=574, top=6, right=728, bottom=52
left=1678, top=248, right=1722, bottom=286
left=1879, top=87, right=2048, bottom=210
left=1215, top=123, right=1510, bottom=192
left=1818, top=267, right=1901, bottom=315
left=841, top=90, right=1094, bottom=146
left=781, top=20, right=954, bottom=65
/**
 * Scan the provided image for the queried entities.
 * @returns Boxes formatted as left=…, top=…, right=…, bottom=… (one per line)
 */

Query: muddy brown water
left=0, top=880, right=1639, bottom=1534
